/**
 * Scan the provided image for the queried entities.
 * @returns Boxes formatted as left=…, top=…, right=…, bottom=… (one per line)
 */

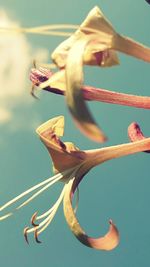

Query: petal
left=128, top=122, right=150, bottom=153
left=114, top=34, right=150, bottom=62
left=51, top=6, right=118, bottom=68
left=83, top=137, right=150, bottom=170
left=36, top=116, right=85, bottom=173
left=66, top=37, right=107, bottom=142
left=63, top=177, right=119, bottom=250
left=40, top=69, right=66, bottom=93
left=51, top=5, right=150, bottom=68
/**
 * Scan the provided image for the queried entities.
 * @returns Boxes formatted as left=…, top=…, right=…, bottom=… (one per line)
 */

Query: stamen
left=34, top=229, right=42, bottom=244
left=0, top=213, right=12, bottom=221
left=33, top=60, right=37, bottom=68
left=24, top=227, right=30, bottom=244
left=31, top=212, right=39, bottom=227
left=26, top=186, right=66, bottom=236
left=16, top=174, right=63, bottom=209
left=30, top=84, right=39, bottom=100
left=0, top=172, right=63, bottom=214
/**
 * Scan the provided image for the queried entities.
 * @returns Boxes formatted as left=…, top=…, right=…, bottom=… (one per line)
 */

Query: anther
left=24, top=227, right=30, bottom=244
left=31, top=212, right=39, bottom=227
left=34, top=229, right=42, bottom=244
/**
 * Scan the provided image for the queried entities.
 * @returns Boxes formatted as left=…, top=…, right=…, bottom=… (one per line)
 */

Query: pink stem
left=44, top=85, right=150, bottom=109
left=83, top=86, right=150, bottom=109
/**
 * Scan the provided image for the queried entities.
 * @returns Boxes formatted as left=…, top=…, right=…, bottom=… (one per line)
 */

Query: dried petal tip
left=24, top=227, right=30, bottom=244
left=128, top=122, right=150, bottom=153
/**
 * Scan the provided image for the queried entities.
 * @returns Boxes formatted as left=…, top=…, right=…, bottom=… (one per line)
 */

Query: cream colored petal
left=51, top=6, right=117, bottom=68
left=40, top=69, right=66, bottom=93
left=66, top=37, right=107, bottom=142
left=36, top=116, right=85, bottom=173
left=114, top=34, right=150, bottom=62
left=63, top=177, right=119, bottom=250
left=80, top=6, right=115, bottom=35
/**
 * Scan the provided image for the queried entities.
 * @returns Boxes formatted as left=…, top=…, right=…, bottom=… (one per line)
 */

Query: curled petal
left=63, top=177, right=119, bottom=250
left=128, top=122, right=150, bottom=153
left=51, top=6, right=118, bottom=69
left=66, top=37, right=107, bottom=142
left=36, top=116, right=85, bottom=173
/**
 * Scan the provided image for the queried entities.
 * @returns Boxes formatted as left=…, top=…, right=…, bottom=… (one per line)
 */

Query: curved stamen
left=0, top=172, right=63, bottom=217
left=31, top=212, right=39, bottom=227
left=17, top=174, right=62, bottom=209
left=26, top=186, right=66, bottom=236
left=24, top=227, right=30, bottom=244
left=34, top=228, right=42, bottom=244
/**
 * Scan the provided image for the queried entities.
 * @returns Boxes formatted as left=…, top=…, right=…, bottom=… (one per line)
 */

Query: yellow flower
left=51, top=6, right=150, bottom=142
left=1, top=116, right=150, bottom=250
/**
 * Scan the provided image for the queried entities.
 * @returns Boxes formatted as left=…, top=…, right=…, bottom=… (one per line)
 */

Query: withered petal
left=128, top=122, right=150, bottom=153
left=66, top=37, right=107, bottom=142
left=36, top=116, right=85, bottom=173
left=63, top=177, right=119, bottom=250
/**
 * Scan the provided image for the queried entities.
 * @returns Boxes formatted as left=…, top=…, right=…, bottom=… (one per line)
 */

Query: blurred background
left=0, top=1, right=150, bottom=266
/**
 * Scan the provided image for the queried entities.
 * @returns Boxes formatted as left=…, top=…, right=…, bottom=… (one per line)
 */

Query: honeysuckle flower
left=51, top=6, right=150, bottom=142
left=30, top=66, right=150, bottom=110
left=1, top=116, right=150, bottom=250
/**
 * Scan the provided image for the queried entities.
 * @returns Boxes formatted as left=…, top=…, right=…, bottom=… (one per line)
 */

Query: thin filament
left=0, top=24, right=113, bottom=37
left=16, top=175, right=63, bottom=209
left=27, top=186, right=66, bottom=234
left=0, top=173, right=63, bottom=213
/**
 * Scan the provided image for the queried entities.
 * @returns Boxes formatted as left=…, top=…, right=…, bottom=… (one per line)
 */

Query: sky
left=0, top=0, right=150, bottom=267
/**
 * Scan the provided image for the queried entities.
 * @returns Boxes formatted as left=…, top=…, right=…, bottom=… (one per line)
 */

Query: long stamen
left=0, top=167, right=75, bottom=217
left=31, top=212, right=39, bottom=227
left=37, top=186, right=66, bottom=235
left=24, top=186, right=66, bottom=244
left=24, top=169, right=80, bottom=242
left=0, top=172, right=63, bottom=216
left=17, top=175, right=62, bottom=209
left=34, top=228, right=42, bottom=243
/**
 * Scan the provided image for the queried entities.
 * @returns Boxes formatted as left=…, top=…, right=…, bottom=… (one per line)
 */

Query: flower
left=1, top=116, right=150, bottom=249
left=50, top=6, right=150, bottom=142
left=30, top=66, right=150, bottom=110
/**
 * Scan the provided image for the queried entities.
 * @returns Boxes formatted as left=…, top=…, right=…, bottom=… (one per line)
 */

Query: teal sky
left=0, top=1, right=150, bottom=267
